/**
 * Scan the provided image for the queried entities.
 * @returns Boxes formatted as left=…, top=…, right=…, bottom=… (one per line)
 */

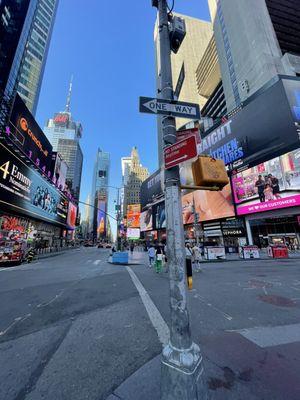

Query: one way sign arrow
left=139, top=96, right=200, bottom=120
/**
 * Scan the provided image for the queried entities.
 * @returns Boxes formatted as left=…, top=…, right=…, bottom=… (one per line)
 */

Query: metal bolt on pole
left=154, top=1, right=208, bottom=399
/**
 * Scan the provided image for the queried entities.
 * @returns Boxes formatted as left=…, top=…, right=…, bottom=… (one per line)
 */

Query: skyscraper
left=209, top=0, right=300, bottom=112
left=122, top=147, right=149, bottom=216
left=44, top=78, right=83, bottom=200
left=91, top=149, right=110, bottom=240
left=16, top=0, right=59, bottom=115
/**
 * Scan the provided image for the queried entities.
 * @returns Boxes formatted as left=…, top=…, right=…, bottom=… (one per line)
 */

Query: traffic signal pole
left=154, top=1, right=207, bottom=399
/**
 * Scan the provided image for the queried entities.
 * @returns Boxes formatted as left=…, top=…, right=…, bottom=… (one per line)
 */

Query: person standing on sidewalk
left=185, top=242, right=193, bottom=275
left=148, top=244, right=156, bottom=268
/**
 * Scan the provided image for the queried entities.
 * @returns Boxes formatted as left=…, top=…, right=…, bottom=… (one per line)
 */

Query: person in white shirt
left=192, top=244, right=202, bottom=272
left=148, top=245, right=156, bottom=268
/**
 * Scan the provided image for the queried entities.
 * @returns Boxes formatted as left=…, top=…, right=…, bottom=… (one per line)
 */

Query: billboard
left=198, top=78, right=300, bottom=170
left=8, top=94, right=53, bottom=175
left=0, top=142, right=68, bottom=226
left=127, top=204, right=141, bottom=228
left=127, top=228, right=140, bottom=240
left=182, top=184, right=235, bottom=224
left=67, top=202, right=77, bottom=230
left=153, top=202, right=166, bottom=229
left=97, top=199, right=106, bottom=237
left=140, top=170, right=163, bottom=209
left=51, top=152, right=68, bottom=190
left=232, top=148, right=300, bottom=215
left=140, top=208, right=153, bottom=232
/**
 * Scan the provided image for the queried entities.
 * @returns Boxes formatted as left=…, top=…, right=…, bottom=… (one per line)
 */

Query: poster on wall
left=97, top=199, right=106, bottom=237
left=0, top=142, right=68, bottom=226
left=198, top=78, right=300, bottom=170
left=67, top=202, right=77, bottom=230
left=232, top=148, right=300, bottom=215
left=51, top=152, right=68, bottom=190
left=127, top=204, right=141, bottom=228
left=8, top=94, right=53, bottom=175
left=140, top=208, right=153, bottom=232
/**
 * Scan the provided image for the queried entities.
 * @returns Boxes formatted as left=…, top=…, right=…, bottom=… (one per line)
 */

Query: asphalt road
left=0, top=247, right=300, bottom=400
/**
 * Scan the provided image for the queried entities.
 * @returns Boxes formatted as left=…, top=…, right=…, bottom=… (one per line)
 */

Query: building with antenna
left=44, top=77, right=83, bottom=200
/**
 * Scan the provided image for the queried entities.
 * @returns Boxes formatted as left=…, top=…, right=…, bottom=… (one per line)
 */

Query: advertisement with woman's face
left=232, top=149, right=300, bottom=215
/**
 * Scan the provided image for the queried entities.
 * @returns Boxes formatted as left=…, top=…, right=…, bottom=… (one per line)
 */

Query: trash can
left=267, top=245, right=288, bottom=258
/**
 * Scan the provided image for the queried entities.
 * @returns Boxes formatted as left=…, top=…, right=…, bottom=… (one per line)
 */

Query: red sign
left=164, top=136, right=197, bottom=169
left=54, top=113, right=69, bottom=126
left=177, top=127, right=200, bottom=144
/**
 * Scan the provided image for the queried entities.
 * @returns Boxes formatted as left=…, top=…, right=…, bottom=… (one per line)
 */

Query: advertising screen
left=198, top=78, right=300, bottom=170
left=153, top=202, right=166, bottom=229
left=232, top=148, right=300, bottom=215
left=140, top=170, right=163, bottom=209
left=67, top=202, right=77, bottom=230
left=8, top=94, right=53, bottom=174
left=51, top=152, right=68, bottom=190
left=97, top=199, right=106, bottom=237
left=127, top=228, right=140, bottom=240
left=127, top=204, right=141, bottom=228
left=0, top=142, right=68, bottom=226
left=140, top=208, right=153, bottom=232
left=53, top=113, right=70, bottom=127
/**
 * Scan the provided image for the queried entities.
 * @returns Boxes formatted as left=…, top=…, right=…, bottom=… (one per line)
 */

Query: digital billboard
left=51, top=152, right=68, bottom=190
left=67, top=202, right=77, bottom=230
left=127, top=228, right=140, bottom=240
left=127, top=204, right=141, bottom=228
left=198, top=78, right=300, bottom=170
left=140, top=170, right=163, bottom=209
left=8, top=94, right=53, bottom=175
left=97, top=199, right=106, bottom=237
left=153, top=202, right=166, bottom=229
left=53, top=113, right=70, bottom=127
left=0, top=142, right=68, bottom=226
left=140, top=208, right=153, bottom=232
left=232, top=148, right=300, bottom=215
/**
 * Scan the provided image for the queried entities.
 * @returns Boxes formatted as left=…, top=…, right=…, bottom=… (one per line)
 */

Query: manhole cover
left=258, top=295, right=296, bottom=307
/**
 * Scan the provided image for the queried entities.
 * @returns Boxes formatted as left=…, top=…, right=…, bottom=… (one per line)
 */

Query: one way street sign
left=139, top=96, right=200, bottom=120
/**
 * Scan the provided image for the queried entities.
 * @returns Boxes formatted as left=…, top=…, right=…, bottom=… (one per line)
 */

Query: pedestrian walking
left=163, top=243, right=168, bottom=273
left=148, top=244, right=156, bottom=268
left=130, top=243, right=134, bottom=254
left=155, top=243, right=163, bottom=273
left=192, top=243, right=202, bottom=272
left=185, top=242, right=193, bottom=274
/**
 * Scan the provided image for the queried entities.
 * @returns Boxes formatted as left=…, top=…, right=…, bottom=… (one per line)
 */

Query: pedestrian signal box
left=192, top=156, right=229, bottom=189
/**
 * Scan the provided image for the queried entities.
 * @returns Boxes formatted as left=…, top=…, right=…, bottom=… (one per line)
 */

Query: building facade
left=123, top=147, right=149, bottom=216
left=16, top=0, right=59, bottom=114
left=91, top=149, right=110, bottom=240
left=44, top=80, right=83, bottom=200
left=154, top=13, right=213, bottom=164
left=209, top=0, right=300, bottom=112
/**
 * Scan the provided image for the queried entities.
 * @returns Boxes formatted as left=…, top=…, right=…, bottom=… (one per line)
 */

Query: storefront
left=221, top=218, right=246, bottom=253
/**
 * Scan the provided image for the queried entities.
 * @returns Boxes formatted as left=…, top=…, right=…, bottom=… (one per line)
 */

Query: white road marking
left=237, top=323, right=300, bottom=348
left=86, top=259, right=92, bottom=264
left=93, top=259, right=101, bottom=265
left=0, top=313, right=31, bottom=336
left=263, top=286, right=268, bottom=295
left=126, top=266, right=170, bottom=345
left=194, top=294, right=233, bottom=321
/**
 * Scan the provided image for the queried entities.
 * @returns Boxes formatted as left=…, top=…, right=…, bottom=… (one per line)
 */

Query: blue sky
left=36, top=0, right=211, bottom=232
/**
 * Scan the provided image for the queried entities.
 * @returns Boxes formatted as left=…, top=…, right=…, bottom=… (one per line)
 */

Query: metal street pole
left=154, top=1, right=207, bottom=399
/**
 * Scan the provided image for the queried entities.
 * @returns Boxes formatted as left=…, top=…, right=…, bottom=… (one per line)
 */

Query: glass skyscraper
left=16, top=0, right=59, bottom=115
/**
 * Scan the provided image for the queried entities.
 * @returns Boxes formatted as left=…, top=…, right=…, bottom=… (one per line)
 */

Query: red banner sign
left=164, top=136, right=197, bottom=169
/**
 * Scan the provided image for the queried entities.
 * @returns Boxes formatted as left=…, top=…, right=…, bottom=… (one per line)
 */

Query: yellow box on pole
left=192, top=156, right=229, bottom=189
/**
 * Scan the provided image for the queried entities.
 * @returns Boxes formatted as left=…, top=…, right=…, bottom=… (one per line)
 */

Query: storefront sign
left=232, top=148, right=300, bottom=216
left=8, top=94, right=53, bottom=174
left=0, top=142, right=68, bottom=226
left=198, top=77, right=300, bottom=169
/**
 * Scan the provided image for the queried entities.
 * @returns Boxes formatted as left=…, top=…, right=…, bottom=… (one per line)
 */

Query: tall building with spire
left=44, top=77, right=83, bottom=200
left=122, top=147, right=149, bottom=216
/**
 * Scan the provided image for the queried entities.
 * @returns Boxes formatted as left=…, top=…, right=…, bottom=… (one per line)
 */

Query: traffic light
left=192, top=156, right=229, bottom=189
